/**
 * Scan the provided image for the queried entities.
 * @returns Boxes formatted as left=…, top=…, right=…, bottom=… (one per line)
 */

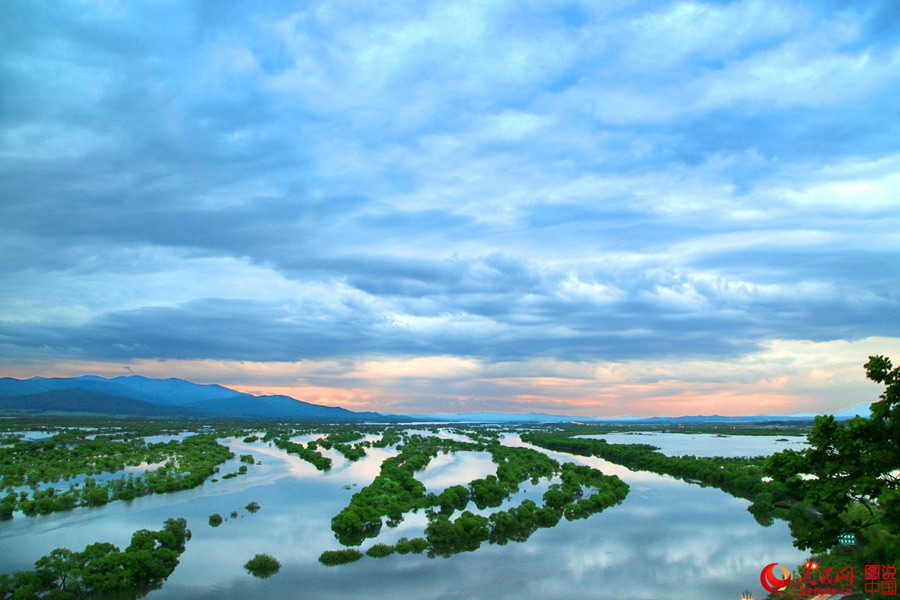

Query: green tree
left=766, top=355, right=900, bottom=561
left=365, top=544, right=394, bottom=558
left=0, top=518, right=190, bottom=599
left=243, top=554, right=280, bottom=578
left=162, top=517, right=191, bottom=551
left=33, top=548, right=78, bottom=592
left=318, top=549, right=363, bottom=566
left=78, top=542, right=128, bottom=593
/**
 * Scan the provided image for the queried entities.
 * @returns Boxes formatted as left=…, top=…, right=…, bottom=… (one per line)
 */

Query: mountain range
left=0, top=375, right=872, bottom=423
left=0, top=376, right=389, bottom=421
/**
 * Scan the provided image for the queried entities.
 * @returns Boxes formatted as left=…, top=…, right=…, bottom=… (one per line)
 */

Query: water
left=0, top=430, right=806, bottom=599
left=417, top=451, right=496, bottom=491
left=574, top=432, right=808, bottom=458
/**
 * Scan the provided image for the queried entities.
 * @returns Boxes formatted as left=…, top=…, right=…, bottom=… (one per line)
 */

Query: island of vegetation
left=318, top=548, right=364, bottom=566
left=244, top=553, right=280, bottom=578
left=0, top=430, right=233, bottom=519
left=323, top=431, right=630, bottom=562
left=0, top=518, right=191, bottom=599
left=520, top=428, right=792, bottom=526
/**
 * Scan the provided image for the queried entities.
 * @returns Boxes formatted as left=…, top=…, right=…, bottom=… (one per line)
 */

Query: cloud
left=5, top=336, right=895, bottom=416
left=1, top=0, right=899, bottom=414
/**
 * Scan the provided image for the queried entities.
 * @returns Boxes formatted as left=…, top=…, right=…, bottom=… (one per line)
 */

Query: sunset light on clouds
left=2, top=1, right=899, bottom=416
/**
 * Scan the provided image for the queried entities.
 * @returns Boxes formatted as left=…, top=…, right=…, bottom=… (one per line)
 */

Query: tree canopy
left=766, top=355, right=900, bottom=562
left=0, top=518, right=190, bottom=599
left=243, top=553, right=280, bottom=578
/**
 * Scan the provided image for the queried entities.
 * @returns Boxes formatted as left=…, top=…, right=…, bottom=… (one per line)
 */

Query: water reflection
left=417, top=451, right=496, bottom=491
left=124, top=460, right=168, bottom=473
left=357, top=510, right=431, bottom=547
left=0, top=430, right=807, bottom=600
left=503, top=434, right=675, bottom=485
left=235, top=442, right=321, bottom=479
left=575, top=432, right=808, bottom=458
left=139, top=432, right=193, bottom=445
left=436, top=429, right=476, bottom=443
left=286, top=433, right=324, bottom=445
left=325, top=447, right=401, bottom=485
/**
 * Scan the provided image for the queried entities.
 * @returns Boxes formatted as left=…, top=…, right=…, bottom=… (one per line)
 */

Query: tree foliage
left=327, top=430, right=630, bottom=558
left=0, top=518, right=190, bottom=599
left=0, top=433, right=232, bottom=518
left=766, top=355, right=900, bottom=561
left=243, top=553, right=280, bottom=578
left=271, top=437, right=332, bottom=471
left=318, top=549, right=363, bottom=566
left=365, top=544, right=394, bottom=558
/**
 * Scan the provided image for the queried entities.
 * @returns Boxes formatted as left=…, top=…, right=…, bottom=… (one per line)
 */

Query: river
left=0, top=430, right=806, bottom=599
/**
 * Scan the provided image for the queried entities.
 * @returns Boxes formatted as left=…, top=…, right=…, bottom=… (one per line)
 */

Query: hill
left=0, top=376, right=392, bottom=421
left=0, top=389, right=195, bottom=417
left=0, top=375, right=871, bottom=423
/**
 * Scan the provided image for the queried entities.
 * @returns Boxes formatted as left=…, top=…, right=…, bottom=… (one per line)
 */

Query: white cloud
left=780, top=154, right=900, bottom=213
left=627, top=0, right=798, bottom=67
left=15, top=335, right=899, bottom=416
left=2, top=1, right=899, bottom=415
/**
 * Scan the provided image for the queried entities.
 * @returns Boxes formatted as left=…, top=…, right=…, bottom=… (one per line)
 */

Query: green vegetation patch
left=327, top=430, right=630, bottom=562
left=393, top=537, right=428, bottom=554
left=318, top=549, right=364, bottom=566
left=521, top=430, right=788, bottom=527
left=0, top=432, right=233, bottom=519
left=0, top=518, right=191, bottom=599
left=764, top=354, right=900, bottom=576
left=244, top=553, right=280, bottom=578
left=365, top=544, right=395, bottom=558
left=272, top=437, right=332, bottom=471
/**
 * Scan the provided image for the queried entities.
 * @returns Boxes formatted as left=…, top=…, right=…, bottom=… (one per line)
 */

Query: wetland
left=0, top=420, right=810, bottom=599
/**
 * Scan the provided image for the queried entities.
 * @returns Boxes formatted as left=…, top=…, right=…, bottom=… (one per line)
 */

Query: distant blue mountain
left=0, top=376, right=391, bottom=421
left=0, top=389, right=196, bottom=417
left=100, top=376, right=240, bottom=406
left=0, top=375, right=239, bottom=406
left=0, top=375, right=870, bottom=423
left=184, top=395, right=383, bottom=420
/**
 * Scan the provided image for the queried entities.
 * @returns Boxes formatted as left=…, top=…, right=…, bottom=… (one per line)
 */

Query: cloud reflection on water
left=417, top=451, right=497, bottom=491
left=0, top=430, right=808, bottom=599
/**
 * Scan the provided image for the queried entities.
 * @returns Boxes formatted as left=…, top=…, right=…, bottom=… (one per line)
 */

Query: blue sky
left=2, top=0, right=899, bottom=416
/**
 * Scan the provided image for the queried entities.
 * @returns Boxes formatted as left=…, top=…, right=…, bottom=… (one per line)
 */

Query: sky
left=2, top=0, right=899, bottom=417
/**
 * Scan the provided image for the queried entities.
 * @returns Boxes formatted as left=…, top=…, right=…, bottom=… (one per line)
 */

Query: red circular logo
left=761, top=563, right=792, bottom=593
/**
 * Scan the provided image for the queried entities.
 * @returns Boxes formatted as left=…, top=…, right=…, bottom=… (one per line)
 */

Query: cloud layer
left=2, top=0, right=899, bottom=414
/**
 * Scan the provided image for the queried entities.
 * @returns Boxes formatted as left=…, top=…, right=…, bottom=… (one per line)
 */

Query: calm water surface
left=575, top=431, right=808, bottom=458
left=0, top=432, right=806, bottom=599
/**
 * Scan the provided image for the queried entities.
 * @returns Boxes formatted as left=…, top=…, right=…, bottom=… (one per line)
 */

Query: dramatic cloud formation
left=2, top=0, right=899, bottom=415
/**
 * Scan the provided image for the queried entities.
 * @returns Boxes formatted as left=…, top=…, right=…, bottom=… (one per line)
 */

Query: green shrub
left=318, top=549, right=363, bottom=566
left=366, top=544, right=394, bottom=558
left=244, top=553, right=280, bottom=578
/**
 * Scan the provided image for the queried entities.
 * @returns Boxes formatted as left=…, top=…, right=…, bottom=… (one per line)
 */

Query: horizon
left=0, top=372, right=873, bottom=419
left=2, top=1, right=899, bottom=417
